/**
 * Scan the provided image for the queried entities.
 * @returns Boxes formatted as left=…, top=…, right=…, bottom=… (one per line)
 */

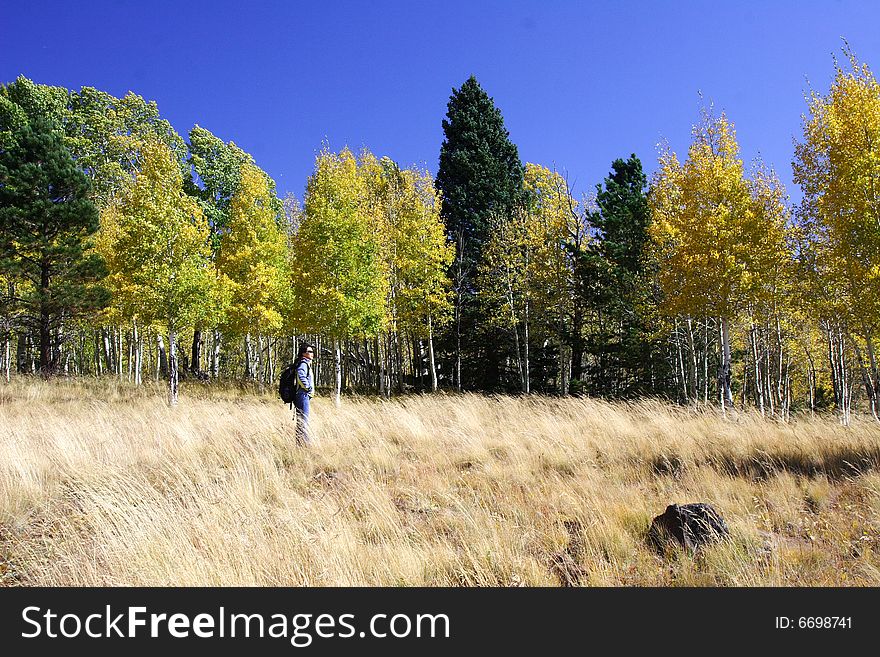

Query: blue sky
left=3, top=1, right=879, bottom=204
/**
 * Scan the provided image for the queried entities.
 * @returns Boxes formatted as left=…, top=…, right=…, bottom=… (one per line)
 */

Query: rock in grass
left=647, top=503, right=729, bottom=552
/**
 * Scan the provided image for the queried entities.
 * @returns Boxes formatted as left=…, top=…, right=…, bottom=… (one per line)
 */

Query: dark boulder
left=647, top=503, right=729, bottom=552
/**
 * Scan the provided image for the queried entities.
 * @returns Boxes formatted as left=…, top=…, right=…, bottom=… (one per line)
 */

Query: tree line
left=1, top=47, right=878, bottom=422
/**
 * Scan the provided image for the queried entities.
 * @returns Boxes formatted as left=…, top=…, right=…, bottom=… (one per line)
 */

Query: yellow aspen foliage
left=217, top=163, right=291, bottom=337
left=97, top=138, right=215, bottom=332
left=649, top=109, right=792, bottom=409
left=793, top=47, right=880, bottom=331
left=480, top=163, right=576, bottom=330
left=477, top=162, right=578, bottom=392
left=650, top=110, right=791, bottom=318
left=794, top=47, right=880, bottom=419
left=96, top=137, right=215, bottom=403
left=523, top=163, right=578, bottom=324
left=363, top=153, right=453, bottom=337
left=291, top=147, right=388, bottom=339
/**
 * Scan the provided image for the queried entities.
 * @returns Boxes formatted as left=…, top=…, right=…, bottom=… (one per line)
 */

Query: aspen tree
left=794, top=47, right=880, bottom=421
left=99, top=139, right=215, bottom=404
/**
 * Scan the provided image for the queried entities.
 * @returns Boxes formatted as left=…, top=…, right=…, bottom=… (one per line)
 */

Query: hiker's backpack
left=279, top=362, right=298, bottom=405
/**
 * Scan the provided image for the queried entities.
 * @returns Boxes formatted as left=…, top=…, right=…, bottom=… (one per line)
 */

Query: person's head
left=297, top=343, right=315, bottom=362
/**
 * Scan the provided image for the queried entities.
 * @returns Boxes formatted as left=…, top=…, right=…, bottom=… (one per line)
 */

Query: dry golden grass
left=1, top=377, right=879, bottom=586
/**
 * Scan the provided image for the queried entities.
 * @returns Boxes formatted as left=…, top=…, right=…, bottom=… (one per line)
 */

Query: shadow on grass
left=709, top=445, right=880, bottom=481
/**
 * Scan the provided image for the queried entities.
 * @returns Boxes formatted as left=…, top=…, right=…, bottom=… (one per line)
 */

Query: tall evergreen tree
left=435, top=76, right=526, bottom=390
left=0, top=116, right=108, bottom=374
left=579, top=155, right=667, bottom=397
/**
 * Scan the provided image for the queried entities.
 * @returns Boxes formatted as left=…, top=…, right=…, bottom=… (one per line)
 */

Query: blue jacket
left=296, top=360, right=314, bottom=397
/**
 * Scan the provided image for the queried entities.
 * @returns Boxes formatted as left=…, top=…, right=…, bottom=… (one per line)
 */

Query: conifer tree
left=436, top=76, right=526, bottom=390
left=581, top=155, right=666, bottom=397
left=0, top=115, right=108, bottom=375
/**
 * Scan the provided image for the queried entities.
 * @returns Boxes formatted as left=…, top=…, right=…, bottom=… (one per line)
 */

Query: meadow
left=1, top=378, right=879, bottom=586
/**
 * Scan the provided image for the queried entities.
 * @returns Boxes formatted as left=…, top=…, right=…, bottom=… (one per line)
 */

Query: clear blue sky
left=3, top=1, right=879, bottom=204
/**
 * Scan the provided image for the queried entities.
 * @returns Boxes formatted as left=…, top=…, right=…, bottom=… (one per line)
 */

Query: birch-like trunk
left=719, top=316, right=733, bottom=413
left=685, top=317, right=698, bottom=403
left=127, top=329, right=133, bottom=382
left=674, top=319, right=688, bottom=403
left=428, top=315, right=437, bottom=392
left=168, top=326, right=179, bottom=406
left=334, top=338, right=342, bottom=407
left=804, top=345, right=816, bottom=416
left=3, top=333, right=9, bottom=383
left=116, top=328, right=123, bottom=378
left=775, top=316, right=785, bottom=413
left=827, top=325, right=841, bottom=411
left=863, top=333, right=880, bottom=421
left=244, top=333, right=253, bottom=380
left=385, top=333, right=393, bottom=397
left=314, top=335, right=321, bottom=390
left=102, top=329, right=112, bottom=375
left=523, top=299, right=530, bottom=394
left=702, top=320, right=709, bottom=405
left=133, top=319, right=142, bottom=386
left=394, top=330, right=404, bottom=394
left=211, top=330, right=221, bottom=378
left=413, top=335, right=423, bottom=391
left=267, top=336, right=275, bottom=385
left=376, top=336, right=385, bottom=397
left=750, top=324, right=764, bottom=416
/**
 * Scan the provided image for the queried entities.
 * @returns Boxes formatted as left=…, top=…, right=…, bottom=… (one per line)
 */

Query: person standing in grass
left=293, top=343, right=315, bottom=445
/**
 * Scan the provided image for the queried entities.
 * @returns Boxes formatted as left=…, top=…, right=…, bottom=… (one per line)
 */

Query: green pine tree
left=0, top=115, right=108, bottom=374
left=435, top=76, right=526, bottom=390
left=577, top=155, right=668, bottom=397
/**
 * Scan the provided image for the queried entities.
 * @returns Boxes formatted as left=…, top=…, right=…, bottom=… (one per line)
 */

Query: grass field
left=1, top=378, right=879, bottom=586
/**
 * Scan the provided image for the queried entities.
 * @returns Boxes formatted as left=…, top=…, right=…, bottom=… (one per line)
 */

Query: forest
left=1, top=47, right=879, bottom=423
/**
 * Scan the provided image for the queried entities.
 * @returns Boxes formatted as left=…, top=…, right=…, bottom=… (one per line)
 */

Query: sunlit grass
left=1, top=376, right=878, bottom=586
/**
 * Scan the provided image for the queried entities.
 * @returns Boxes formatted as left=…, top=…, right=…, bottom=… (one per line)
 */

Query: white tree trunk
left=117, top=328, right=123, bottom=379
left=377, top=336, right=385, bottom=397
left=428, top=315, right=437, bottom=392
left=523, top=301, right=530, bottom=394
left=3, top=333, right=9, bottom=383
left=168, top=327, right=179, bottom=406
left=719, top=316, right=733, bottom=413
left=133, top=319, right=142, bottom=386
left=211, top=330, right=221, bottom=378
left=334, top=338, right=342, bottom=407
left=267, top=336, right=275, bottom=384
left=244, top=333, right=253, bottom=379
left=127, top=329, right=133, bottom=382
left=750, top=324, right=764, bottom=416
left=685, top=317, right=698, bottom=403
